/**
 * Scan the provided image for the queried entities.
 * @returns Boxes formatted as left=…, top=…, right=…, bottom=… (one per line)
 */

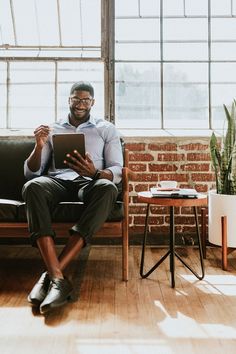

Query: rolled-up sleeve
left=103, top=125, right=123, bottom=184
left=24, top=140, right=52, bottom=180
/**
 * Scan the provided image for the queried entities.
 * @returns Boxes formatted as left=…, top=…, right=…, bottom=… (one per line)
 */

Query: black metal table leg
left=169, top=206, right=175, bottom=288
left=139, top=200, right=205, bottom=287
left=174, top=206, right=205, bottom=279
left=140, top=203, right=170, bottom=278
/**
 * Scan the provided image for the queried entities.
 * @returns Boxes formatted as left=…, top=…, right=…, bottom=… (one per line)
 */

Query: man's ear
left=91, top=99, right=95, bottom=107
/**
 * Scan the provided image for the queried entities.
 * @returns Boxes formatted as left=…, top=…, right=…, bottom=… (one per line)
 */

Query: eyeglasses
left=70, top=96, right=93, bottom=106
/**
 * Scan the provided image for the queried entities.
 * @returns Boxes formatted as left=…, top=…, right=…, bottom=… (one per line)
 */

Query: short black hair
left=70, top=81, right=94, bottom=97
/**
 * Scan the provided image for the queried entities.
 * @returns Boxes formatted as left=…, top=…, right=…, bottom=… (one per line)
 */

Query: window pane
left=211, top=0, right=232, bottom=16
left=12, top=0, right=38, bottom=45
left=116, top=19, right=160, bottom=41
left=80, top=0, right=101, bottom=46
left=34, top=0, right=59, bottom=45
left=116, top=42, right=160, bottom=61
left=9, top=62, right=55, bottom=129
left=185, top=0, right=208, bottom=16
left=0, top=62, right=7, bottom=128
left=140, top=0, right=160, bottom=17
left=115, top=0, right=139, bottom=17
left=163, top=18, right=208, bottom=60
left=164, top=42, right=208, bottom=61
left=115, top=63, right=161, bottom=129
left=164, top=63, right=208, bottom=129
left=60, top=0, right=101, bottom=46
left=211, top=18, right=236, bottom=41
left=0, top=0, right=14, bottom=45
left=163, top=18, right=207, bottom=41
left=57, top=62, right=104, bottom=120
left=212, top=42, right=236, bottom=60
left=0, top=0, right=101, bottom=58
left=163, top=0, right=184, bottom=16
left=211, top=63, right=236, bottom=129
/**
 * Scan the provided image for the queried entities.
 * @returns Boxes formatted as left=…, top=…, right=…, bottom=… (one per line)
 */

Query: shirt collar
left=61, top=114, right=96, bottom=128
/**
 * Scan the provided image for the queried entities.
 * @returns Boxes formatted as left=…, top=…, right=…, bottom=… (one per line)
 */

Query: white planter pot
left=208, top=190, right=236, bottom=247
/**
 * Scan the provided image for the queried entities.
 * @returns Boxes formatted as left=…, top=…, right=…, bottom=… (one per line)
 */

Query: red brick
left=182, top=226, right=200, bottom=233
left=125, top=143, right=146, bottom=151
left=149, top=163, right=178, bottom=172
left=135, top=173, right=160, bottom=182
left=194, top=184, right=209, bottom=192
left=148, top=143, right=177, bottom=151
left=151, top=226, right=169, bottom=234
left=165, top=216, right=195, bottom=225
left=187, top=153, right=210, bottom=161
left=134, top=216, right=164, bottom=225
left=157, top=153, right=185, bottom=161
left=150, top=206, right=169, bottom=214
left=191, top=173, right=215, bottom=182
left=129, top=163, right=147, bottom=172
left=130, top=153, right=154, bottom=161
left=180, top=163, right=209, bottom=171
left=134, top=184, right=149, bottom=192
left=130, top=226, right=145, bottom=234
left=129, top=205, right=147, bottom=214
left=160, top=173, right=189, bottom=182
left=179, top=143, right=209, bottom=151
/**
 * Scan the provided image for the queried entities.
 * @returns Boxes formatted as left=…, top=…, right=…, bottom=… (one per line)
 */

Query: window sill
left=0, top=128, right=223, bottom=138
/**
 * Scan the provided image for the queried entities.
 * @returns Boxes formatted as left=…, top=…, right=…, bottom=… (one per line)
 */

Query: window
left=115, top=0, right=236, bottom=132
left=1, top=0, right=236, bottom=133
left=0, top=0, right=103, bottom=131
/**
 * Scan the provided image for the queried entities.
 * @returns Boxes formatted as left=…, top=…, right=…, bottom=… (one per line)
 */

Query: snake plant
left=210, top=99, right=236, bottom=194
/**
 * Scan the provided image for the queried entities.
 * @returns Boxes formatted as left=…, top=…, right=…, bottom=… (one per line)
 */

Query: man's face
left=69, top=89, right=94, bottom=122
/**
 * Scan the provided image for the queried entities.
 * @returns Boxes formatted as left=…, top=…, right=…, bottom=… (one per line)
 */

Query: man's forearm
left=27, top=145, right=43, bottom=172
left=94, top=169, right=113, bottom=181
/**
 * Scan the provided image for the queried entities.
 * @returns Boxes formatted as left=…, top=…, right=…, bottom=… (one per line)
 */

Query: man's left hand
left=64, top=150, right=96, bottom=178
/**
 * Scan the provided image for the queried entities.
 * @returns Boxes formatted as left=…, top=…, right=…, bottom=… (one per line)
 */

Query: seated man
left=22, top=81, right=123, bottom=315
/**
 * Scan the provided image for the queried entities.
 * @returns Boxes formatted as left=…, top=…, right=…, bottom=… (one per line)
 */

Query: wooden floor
left=0, top=245, right=236, bottom=354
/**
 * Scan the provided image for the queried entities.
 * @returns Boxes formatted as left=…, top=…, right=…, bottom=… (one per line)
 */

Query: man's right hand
left=34, top=125, right=50, bottom=149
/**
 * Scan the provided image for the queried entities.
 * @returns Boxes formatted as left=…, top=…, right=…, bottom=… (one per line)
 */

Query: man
left=22, top=81, right=123, bottom=315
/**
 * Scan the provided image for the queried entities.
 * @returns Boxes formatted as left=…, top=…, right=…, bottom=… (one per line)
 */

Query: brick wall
left=123, top=136, right=215, bottom=242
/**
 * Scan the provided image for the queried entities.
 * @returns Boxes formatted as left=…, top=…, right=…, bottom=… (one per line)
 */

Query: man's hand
left=64, top=150, right=97, bottom=178
left=34, top=125, right=50, bottom=149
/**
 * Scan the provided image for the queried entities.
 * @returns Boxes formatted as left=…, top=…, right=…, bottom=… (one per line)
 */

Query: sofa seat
left=0, top=199, right=23, bottom=221
left=0, top=199, right=124, bottom=223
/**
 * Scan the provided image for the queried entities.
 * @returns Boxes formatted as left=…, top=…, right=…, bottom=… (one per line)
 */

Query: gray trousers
left=22, top=176, right=119, bottom=246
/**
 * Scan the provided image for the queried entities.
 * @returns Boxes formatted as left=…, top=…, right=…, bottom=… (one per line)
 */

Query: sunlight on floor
left=75, top=338, right=172, bottom=354
left=154, top=303, right=236, bottom=339
left=180, top=274, right=236, bottom=296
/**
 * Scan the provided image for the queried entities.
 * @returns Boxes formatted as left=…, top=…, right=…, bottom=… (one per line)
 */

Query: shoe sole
left=27, top=295, right=42, bottom=306
left=40, top=293, right=73, bottom=315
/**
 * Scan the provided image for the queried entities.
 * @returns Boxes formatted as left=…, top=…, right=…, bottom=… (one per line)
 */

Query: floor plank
left=0, top=245, right=236, bottom=354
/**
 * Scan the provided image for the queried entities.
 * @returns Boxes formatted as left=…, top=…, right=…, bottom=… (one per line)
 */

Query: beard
left=69, top=106, right=91, bottom=122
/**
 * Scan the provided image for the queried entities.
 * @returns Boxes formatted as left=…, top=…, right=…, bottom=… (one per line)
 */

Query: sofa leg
left=122, top=223, right=129, bottom=281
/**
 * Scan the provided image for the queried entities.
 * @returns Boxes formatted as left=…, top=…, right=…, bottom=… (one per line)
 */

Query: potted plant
left=209, top=99, right=236, bottom=248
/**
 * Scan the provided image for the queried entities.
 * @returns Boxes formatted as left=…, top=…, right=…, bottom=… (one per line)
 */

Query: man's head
left=69, top=81, right=95, bottom=126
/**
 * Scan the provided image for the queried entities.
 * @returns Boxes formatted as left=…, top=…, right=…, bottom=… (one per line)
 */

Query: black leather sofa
left=0, top=136, right=130, bottom=280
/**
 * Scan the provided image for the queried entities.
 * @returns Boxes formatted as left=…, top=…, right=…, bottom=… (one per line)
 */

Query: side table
left=137, top=191, right=208, bottom=288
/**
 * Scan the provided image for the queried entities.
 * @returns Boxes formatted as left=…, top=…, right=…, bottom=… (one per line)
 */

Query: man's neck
left=69, top=113, right=90, bottom=127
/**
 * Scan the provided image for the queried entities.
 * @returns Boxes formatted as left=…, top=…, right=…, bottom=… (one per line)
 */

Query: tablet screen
left=52, top=133, right=85, bottom=169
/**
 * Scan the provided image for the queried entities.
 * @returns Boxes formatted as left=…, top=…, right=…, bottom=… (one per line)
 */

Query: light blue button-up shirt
left=24, top=115, right=123, bottom=184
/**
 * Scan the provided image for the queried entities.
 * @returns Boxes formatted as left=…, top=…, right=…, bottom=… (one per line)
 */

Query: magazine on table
left=150, top=187, right=198, bottom=199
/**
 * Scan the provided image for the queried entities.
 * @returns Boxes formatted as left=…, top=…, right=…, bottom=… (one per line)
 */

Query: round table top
left=137, top=191, right=208, bottom=207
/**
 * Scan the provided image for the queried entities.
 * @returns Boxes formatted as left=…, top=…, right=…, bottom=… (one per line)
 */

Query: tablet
left=52, top=133, right=85, bottom=169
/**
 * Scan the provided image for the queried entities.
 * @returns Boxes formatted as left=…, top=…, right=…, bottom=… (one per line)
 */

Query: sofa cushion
left=0, top=138, right=35, bottom=200
left=18, top=201, right=124, bottom=223
left=0, top=199, right=22, bottom=221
